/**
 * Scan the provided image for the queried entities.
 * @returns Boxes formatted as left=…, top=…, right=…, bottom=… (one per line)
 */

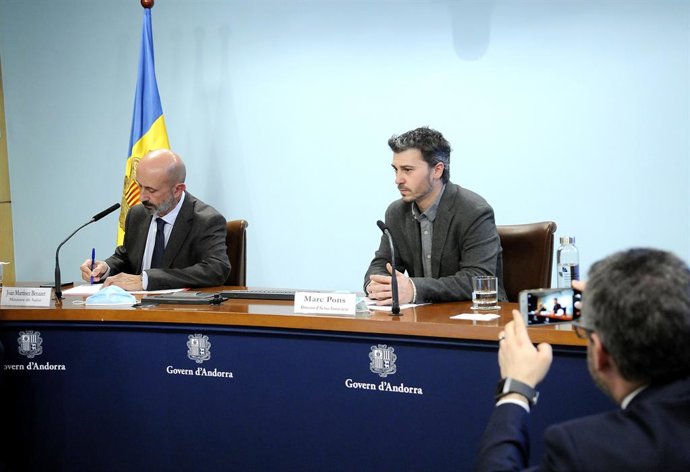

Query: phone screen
left=525, top=288, right=581, bottom=324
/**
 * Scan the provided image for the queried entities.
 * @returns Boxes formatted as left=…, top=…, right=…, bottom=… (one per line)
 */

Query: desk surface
left=0, top=284, right=585, bottom=346
left=0, top=284, right=603, bottom=471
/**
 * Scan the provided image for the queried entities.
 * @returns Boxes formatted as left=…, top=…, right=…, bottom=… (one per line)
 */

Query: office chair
left=225, top=219, right=248, bottom=286
left=497, top=221, right=557, bottom=302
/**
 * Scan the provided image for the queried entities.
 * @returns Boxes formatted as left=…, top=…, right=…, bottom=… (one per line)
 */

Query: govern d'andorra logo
left=2, top=330, right=67, bottom=372
left=344, top=344, right=424, bottom=396
left=187, top=333, right=211, bottom=364
left=18, top=330, right=43, bottom=359
left=165, top=333, right=234, bottom=379
left=369, top=344, right=397, bottom=377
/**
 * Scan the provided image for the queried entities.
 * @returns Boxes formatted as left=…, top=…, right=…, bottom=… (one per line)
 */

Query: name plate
left=1, top=287, right=52, bottom=307
left=294, top=292, right=356, bottom=316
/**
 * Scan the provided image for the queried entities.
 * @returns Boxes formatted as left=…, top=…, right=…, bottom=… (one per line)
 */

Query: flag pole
left=141, top=0, right=154, bottom=8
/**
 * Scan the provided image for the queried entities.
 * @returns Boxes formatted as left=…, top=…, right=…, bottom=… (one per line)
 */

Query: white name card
left=1, top=287, right=52, bottom=307
left=294, top=292, right=357, bottom=316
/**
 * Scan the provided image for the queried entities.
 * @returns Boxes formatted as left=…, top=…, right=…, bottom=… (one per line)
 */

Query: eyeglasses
left=572, top=320, right=595, bottom=340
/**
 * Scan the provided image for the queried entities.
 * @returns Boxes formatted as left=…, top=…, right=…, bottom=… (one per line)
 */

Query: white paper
left=367, top=303, right=426, bottom=312
left=61, top=285, right=102, bottom=295
left=450, top=313, right=501, bottom=321
left=363, top=296, right=428, bottom=312
left=62, top=284, right=186, bottom=296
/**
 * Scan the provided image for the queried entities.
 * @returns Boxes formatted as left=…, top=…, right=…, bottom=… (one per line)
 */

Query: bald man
left=81, top=149, right=231, bottom=290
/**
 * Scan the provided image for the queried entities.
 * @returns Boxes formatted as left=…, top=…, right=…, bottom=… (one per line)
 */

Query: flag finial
left=141, top=0, right=154, bottom=9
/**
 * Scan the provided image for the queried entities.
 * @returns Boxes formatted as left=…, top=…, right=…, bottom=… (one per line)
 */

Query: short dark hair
left=583, top=248, right=690, bottom=383
left=388, top=127, right=451, bottom=183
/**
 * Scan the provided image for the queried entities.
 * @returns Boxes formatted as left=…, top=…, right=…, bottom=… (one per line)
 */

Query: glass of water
left=472, top=276, right=499, bottom=310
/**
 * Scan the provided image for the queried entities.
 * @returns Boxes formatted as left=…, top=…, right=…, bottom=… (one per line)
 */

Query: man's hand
left=497, top=310, right=553, bottom=388
left=80, top=259, right=108, bottom=283
left=367, top=263, right=413, bottom=305
left=103, top=273, right=143, bottom=291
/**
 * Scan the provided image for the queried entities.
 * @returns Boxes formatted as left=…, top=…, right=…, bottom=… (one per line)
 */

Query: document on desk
left=365, top=298, right=428, bottom=312
left=61, top=285, right=186, bottom=296
left=450, top=313, right=500, bottom=321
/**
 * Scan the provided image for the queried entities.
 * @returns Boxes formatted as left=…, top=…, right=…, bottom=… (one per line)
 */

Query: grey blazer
left=364, top=182, right=506, bottom=303
left=105, top=192, right=231, bottom=290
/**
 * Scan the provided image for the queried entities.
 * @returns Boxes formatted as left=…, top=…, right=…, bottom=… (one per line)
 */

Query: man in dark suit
left=475, top=248, right=690, bottom=471
left=80, top=149, right=230, bottom=290
left=364, top=127, right=506, bottom=305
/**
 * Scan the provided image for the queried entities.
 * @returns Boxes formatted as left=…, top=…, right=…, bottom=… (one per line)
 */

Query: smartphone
left=519, top=287, right=582, bottom=325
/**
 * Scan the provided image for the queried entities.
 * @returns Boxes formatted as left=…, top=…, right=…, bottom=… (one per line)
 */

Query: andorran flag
left=117, top=8, right=170, bottom=245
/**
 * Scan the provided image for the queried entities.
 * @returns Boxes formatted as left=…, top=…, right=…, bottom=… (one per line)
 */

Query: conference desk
left=0, top=286, right=612, bottom=471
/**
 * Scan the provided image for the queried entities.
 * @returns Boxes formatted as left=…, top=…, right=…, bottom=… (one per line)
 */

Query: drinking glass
left=472, top=276, right=499, bottom=310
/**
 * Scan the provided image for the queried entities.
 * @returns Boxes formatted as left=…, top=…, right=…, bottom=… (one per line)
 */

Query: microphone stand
left=377, top=221, right=400, bottom=315
left=54, top=203, right=121, bottom=299
left=54, top=221, right=93, bottom=299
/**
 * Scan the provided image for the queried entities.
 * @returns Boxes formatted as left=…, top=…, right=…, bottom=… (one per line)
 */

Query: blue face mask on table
left=85, top=286, right=137, bottom=306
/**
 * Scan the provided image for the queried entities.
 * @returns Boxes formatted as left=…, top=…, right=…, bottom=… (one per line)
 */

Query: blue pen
left=90, top=248, right=95, bottom=284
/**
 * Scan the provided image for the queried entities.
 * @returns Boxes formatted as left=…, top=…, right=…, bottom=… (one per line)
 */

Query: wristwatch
left=495, top=377, right=539, bottom=406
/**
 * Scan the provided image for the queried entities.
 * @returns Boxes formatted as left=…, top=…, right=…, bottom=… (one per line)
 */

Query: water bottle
left=557, top=236, right=580, bottom=288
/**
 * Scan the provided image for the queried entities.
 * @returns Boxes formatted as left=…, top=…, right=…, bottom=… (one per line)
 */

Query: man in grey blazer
left=80, top=149, right=230, bottom=290
left=364, top=127, right=506, bottom=305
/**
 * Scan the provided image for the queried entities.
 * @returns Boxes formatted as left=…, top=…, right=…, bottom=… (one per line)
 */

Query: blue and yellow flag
left=118, top=8, right=170, bottom=245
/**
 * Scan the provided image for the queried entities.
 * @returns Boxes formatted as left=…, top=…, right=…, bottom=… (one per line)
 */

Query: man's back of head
left=583, top=248, right=690, bottom=383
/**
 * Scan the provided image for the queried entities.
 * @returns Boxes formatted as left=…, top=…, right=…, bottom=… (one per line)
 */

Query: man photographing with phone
left=475, top=248, right=690, bottom=471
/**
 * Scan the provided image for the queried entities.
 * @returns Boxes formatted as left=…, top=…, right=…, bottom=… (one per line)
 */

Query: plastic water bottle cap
left=560, top=236, right=575, bottom=245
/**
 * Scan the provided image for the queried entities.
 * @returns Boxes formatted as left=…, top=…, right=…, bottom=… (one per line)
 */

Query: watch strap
left=495, top=377, right=539, bottom=406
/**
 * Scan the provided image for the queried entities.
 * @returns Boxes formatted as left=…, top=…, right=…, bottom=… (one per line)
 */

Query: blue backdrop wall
left=0, top=0, right=688, bottom=291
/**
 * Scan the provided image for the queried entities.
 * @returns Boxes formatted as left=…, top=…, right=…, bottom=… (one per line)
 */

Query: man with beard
left=364, top=127, right=506, bottom=305
left=475, top=248, right=690, bottom=471
left=80, top=149, right=230, bottom=290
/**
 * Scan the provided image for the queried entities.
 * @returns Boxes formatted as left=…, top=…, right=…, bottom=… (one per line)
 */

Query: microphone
left=54, top=203, right=121, bottom=299
left=376, top=220, right=400, bottom=315
left=91, top=203, right=121, bottom=222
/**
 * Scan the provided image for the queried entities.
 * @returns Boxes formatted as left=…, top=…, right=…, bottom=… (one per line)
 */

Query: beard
left=399, top=174, right=435, bottom=205
left=587, top=347, right=613, bottom=400
left=142, top=193, right=176, bottom=216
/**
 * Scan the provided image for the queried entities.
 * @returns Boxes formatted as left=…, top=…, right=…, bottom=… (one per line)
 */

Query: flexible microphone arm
left=91, top=203, right=121, bottom=222
left=376, top=220, right=400, bottom=315
left=54, top=203, right=120, bottom=299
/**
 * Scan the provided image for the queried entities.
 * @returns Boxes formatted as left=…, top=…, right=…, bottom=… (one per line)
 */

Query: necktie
left=150, top=218, right=166, bottom=269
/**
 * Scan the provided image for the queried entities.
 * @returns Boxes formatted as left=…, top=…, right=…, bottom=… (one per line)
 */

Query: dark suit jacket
left=475, top=376, right=690, bottom=471
left=364, top=182, right=506, bottom=302
left=105, top=192, right=231, bottom=290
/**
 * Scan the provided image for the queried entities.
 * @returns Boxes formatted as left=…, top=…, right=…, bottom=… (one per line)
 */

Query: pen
left=90, top=248, right=95, bottom=285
